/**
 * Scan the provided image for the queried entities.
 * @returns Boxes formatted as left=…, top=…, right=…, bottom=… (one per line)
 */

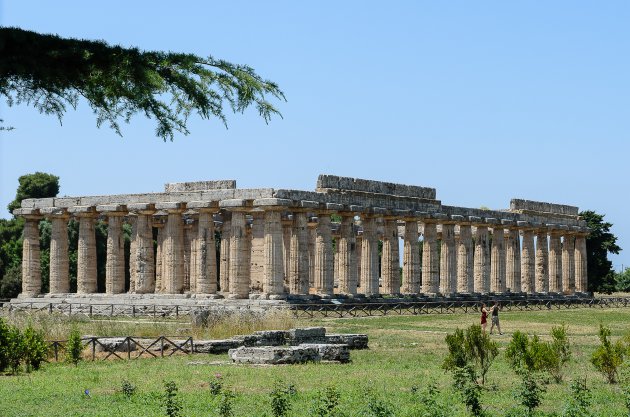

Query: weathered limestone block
left=382, top=219, right=401, bottom=295
left=190, top=309, right=211, bottom=327
left=316, top=174, right=437, bottom=199
left=440, top=223, right=456, bottom=295
left=575, top=234, right=588, bottom=292
left=473, top=226, right=489, bottom=294
left=510, top=199, right=579, bottom=216
left=422, top=221, right=439, bottom=294
left=49, top=213, right=70, bottom=294
left=191, top=339, right=244, bottom=354
left=490, top=226, right=506, bottom=293
left=457, top=224, right=473, bottom=293
left=360, top=217, right=380, bottom=295
left=548, top=231, right=562, bottom=293
left=562, top=234, right=576, bottom=293
left=521, top=228, right=536, bottom=294
left=402, top=220, right=421, bottom=294
left=288, top=212, right=310, bottom=295
left=263, top=210, right=285, bottom=297
left=505, top=228, right=521, bottom=292
left=241, top=330, right=289, bottom=346
left=299, top=343, right=350, bottom=363
left=164, top=180, right=237, bottom=192
left=94, top=337, right=137, bottom=353
left=336, top=214, right=357, bottom=295
left=287, top=327, right=327, bottom=344
left=315, top=215, right=334, bottom=296
left=535, top=230, right=549, bottom=293
left=228, top=346, right=320, bottom=364
left=21, top=216, right=42, bottom=296
left=105, top=214, right=126, bottom=294
left=325, top=334, right=369, bottom=349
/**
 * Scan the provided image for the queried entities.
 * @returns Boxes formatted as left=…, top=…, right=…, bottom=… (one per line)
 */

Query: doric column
left=307, top=218, right=317, bottom=290
left=153, top=216, right=165, bottom=293
left=422, top=217, right=439, bottom=294
left=188, top=202, right=218, bottom=294
left=44, top=208, right=70, bottom=294
left=70, top=206, right=98, bottom=294
left=16, top=209, right=42, bottom=296
left=489, top=219, right=506, bottom=293
left=355, top=233, right=363, bottom=288
left=548, top=226, right=563, bottom=293
left=562, top=231, right=576, bottom=294
left=535, top=226, right=549, bottom=293
left=315, top=211, right=334, bottom=297
left=157, top=203, right=186, bottom=294
left=520, top=222, right=536, bottom=294
left=257, top=199, right=291, bottom=298
left=248, top=212, right=264, bottom=293
left=473, top=221, right=490, bottom=294
left=289, top=209, right=311, bottom=295
left=574, top=228, right=588, bottom=293
left=402, top=218, right=421, bottom=294
left=337, top=212, right=358, bottom=295
left=100, top=205, right=126, bottom=295
left=456, top=217, right=473, bottom=294
left=221, top=200, right=251, bottom=299
left=219, top=212, right=231, bottom=294
left=439, top=218, right=456, bottom=295
left=183, top=222, right=195, bottom=292
left=381, top=217, right=401, bottom=295
left=282, top=217, right=292, bottom=290
left=505, top=224, right=521, bottom=293
left=360, top=214, right=380, bottom=296
left=127, top=204, right=156, bottom=294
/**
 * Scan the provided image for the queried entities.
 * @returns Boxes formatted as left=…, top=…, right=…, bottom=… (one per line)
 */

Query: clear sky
left=1, top=1, right=629, bottom=270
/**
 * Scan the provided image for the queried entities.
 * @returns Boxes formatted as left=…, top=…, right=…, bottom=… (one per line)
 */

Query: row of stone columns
left=18, top=204, right=589, bottom=299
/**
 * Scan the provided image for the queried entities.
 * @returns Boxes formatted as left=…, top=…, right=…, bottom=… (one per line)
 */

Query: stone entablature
left=14, top=174, right=590, bottom=300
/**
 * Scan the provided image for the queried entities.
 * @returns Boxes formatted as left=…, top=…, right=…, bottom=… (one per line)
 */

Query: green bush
left=22, top=324, right=48, bottom=372
left=591, top=324, right=624, bottom=383
left=516, top=370, right=546, bottom=416
left=0, top=317, right=9, bottom=372
left=217, top=389, right=235, bottom=417
left=269, top=380, right=295, bottom=417
left=443, top=324, right=498, bottom=385
left=311, top=385, right=343, bottom=417
left=562, top=378, right=592, bottom=417
left=65, top=327, right=83, bottom=365
left=5, top=325, right=24, bottom=375
left=163, top=380, right=182, bottom=417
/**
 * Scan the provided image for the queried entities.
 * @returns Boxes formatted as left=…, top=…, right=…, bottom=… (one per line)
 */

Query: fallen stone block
left=192, top=339, right=244, bottom=354
left=93, top=337, right=137, bottom=353
left=240, top=330, right=289, bottom=347
left=228, top=346, right=320, bottom=364
left=300, top=343, right=350, bottom=363
left=325, top=334, right=369, bottom=349
left=287, top=327, right=326, bottom=344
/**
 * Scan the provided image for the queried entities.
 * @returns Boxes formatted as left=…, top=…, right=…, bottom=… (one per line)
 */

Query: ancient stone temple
left=13, top=175, right=589, bottom=300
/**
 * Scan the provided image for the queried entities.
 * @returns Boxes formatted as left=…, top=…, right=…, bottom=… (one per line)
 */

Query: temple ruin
left=12, top=174, right=589, bottom=301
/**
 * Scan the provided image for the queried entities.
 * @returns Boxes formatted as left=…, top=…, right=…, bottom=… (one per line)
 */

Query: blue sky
left=1, top=1, right=629, bottom=270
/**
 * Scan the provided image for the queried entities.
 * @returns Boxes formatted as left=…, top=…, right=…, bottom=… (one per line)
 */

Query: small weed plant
left=270, top=380, right=296, bottom=417
left=562, top=378, right=592, bottom=417
left=311, top=385, right=342, bottom=417
left=121, top=379, right=136, bottom=398
left=163, top=380, right=182, bottom=417
left=591, top=324, right=624, bottom=383
left=217, top=389, right=235, bottom=417
left=65, top=327, right=83, bottom=366
left=209, top=373, right=223, bottom=395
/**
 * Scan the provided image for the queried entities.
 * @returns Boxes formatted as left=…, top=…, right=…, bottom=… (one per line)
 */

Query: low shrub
left=591, top=324, right=624, bottom=383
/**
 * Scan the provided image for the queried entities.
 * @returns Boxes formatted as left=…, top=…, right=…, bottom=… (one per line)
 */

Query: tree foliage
left=7, top=172, right=59, bottom=213
left=443, top=324, right=499, bottom=385
left=0, top=27, right=285, bottom=140
left=580, top=210, right=621, bottom=293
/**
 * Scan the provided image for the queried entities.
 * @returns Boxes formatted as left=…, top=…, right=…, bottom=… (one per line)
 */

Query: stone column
left=548, top=226, right=563, bottom=293
left=360, top=215, right=380, bottom=296
left=535, top=227, right=549, bottom=293
left=440, top=220, right=456, bottom=295
left=402, top=218, right=421, bottom=294
left=219, top=212, right=231, bottom=294
left=71, top=206, right=98, bottom=294
left=289, top=210, right=310, bottom=295
left=562, top=231, right=576, bottom=294
left=282, top=217, right=292, bottom=290
left=315, top=213, right=334, bottom=297
left=188, top=202, right=218, bottom=294
left=489, top=219, right=506, bottom=294
left=223, top=203, right=250, bottom=298
left=456, top=218, right=473, bottom=294
left=17, top=209, right=42, bottom=296
left=337, top=213, right=358, bottom=295
left=159, top=203, right=186, bottom=294
left=422, top=218, right=439, bottom=294
left=248, top=212, right=264, bottom=293
left=574, top=229, right=588, bottom=293
left=307, top=218, right=317, bottom=290
left=355, top=233, right=363, bottom=290
left=101, top=205, right=126, bottom=295
left=473, top=222, right=490, bottom=294
left=505, top=225, right=521, bottom=293
left=128, top=204, right=156, bottom=294
left=153, top=217, right=165, bottom=293
left=261, top=202, right=288, bottom=298
left=520, top=223, right=536, bottom=294
left=45, top=208, right=70, bottom=294
left=381, top=217, right=401, bottom=295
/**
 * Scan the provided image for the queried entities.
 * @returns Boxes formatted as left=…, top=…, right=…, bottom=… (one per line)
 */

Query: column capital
left=68, top=205, right=98, bottom=218
left=253, top=198, right=293, bottom=210
left=40, top=207, right=69, bottom=219
left=12, top=208, right=42, bottom=219
left=155, top=202, right=186, bottom=214
left=127, top=203, right=156, bottom=215
left=186, top=201, right=219, bottom=212
left=97, top=204, right=128, bottom=216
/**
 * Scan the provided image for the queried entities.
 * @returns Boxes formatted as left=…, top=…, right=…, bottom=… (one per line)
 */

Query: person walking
left=480, top=303, right=489, bottom=334
left=489, top=300, right=503, bottom=335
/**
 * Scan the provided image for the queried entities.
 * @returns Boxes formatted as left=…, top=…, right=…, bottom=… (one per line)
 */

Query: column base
left=191, top=293, right=224, bottom=299
left=17, top=292, right=42, bottom=299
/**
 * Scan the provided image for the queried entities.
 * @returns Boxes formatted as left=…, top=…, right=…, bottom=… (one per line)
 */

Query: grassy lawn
left=1, top=307, right=629, bottom=416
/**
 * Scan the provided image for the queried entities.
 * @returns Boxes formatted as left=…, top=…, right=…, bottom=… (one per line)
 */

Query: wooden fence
left=48, top=336, right=194, bottom=361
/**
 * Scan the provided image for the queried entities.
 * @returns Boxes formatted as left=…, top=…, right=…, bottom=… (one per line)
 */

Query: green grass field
left=1, top=307, right=629, bottom=416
